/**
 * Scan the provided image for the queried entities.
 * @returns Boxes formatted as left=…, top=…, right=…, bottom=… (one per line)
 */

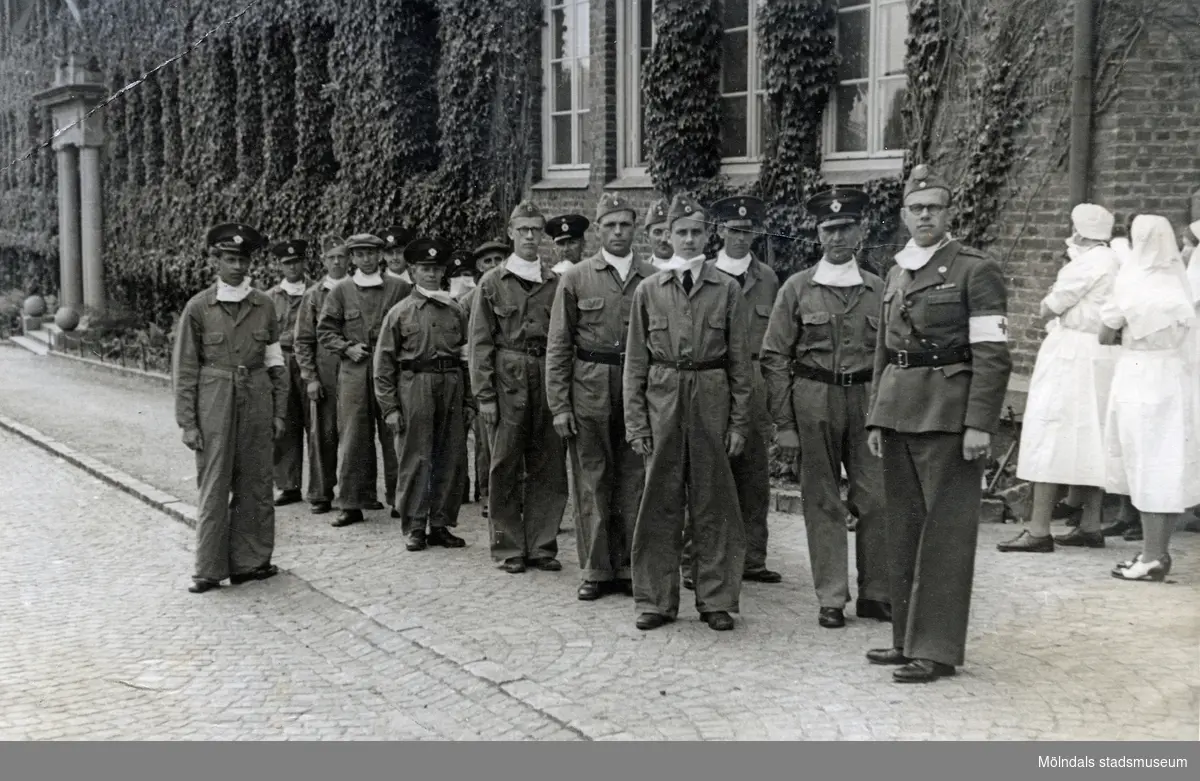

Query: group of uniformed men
left=172, top=163, right=1011, bottom=683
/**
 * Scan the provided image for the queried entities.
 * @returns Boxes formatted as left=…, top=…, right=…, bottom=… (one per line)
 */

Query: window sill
left=532, top=176, right=592, bottom=191
left=821, top=157, right=905, bottom=185
left=605, top=173, right=656, bottom=190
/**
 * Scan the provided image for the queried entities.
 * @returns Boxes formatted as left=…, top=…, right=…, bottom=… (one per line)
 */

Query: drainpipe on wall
left=1068, top=0, right=1096, bottom=206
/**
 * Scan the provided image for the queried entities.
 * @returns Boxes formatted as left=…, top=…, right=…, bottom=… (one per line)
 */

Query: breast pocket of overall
left=795, top=311, right=834, bottom=357
left=342, top=308, right=366, bottom=345
left=491, top=304, right=529, bottom=416
left=914, top=290, right=973, bottom=383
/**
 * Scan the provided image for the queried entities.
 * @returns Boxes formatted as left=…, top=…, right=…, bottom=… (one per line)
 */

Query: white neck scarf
left=715, top=249, right=752, bottom=277
left=321, top=275, right=341, bottom=291
left=673, top=254, right=706, bottom=284
left=894, top=234, right=953, bottom=271
left=216, top=278, right=253, bottom=303
left=449, top=276, right=477, bottom=300
left=353, top=270, right=384, bottom=288
left=279, top=278, right=307, bottom=297
left=417, top=285, right=457, bottom=308
left=552, top=260, right=574, bottom=275
left=659, top=253, right=702, bottom=273
left=812, top=258, right=864, bottom=288
left=602, top=249, right=634, bottom=281
left=1113, top=215, right=1195, bottom=340
left=387, top=269, right=412, bottom=284
left=505, top=254, right=543, bottom=284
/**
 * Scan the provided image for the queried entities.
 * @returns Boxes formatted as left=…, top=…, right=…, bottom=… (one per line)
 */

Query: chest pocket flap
left=648, top=315, right=668, bottom=331
left=578, top=297, right=605, bottom=312
left=492, top=304, right=518, bottom=318
left=755, top=304, right=772, bottom=318
left=253, top=329, right=272, bottom=342
left=401, top=322, right=422, bottom=337
left=801, top=312, right=831, bottom=326
left=925, top=290, right=962, bottom=306
left=707, top=312, right=726, bottom=329
left=202, top=332, right=226, bottom=345
left=344, top=309, right=362, bottom=320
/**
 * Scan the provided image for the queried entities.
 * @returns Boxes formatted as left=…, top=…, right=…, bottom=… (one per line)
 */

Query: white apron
left=1016, top=324, right=1117, bottom=486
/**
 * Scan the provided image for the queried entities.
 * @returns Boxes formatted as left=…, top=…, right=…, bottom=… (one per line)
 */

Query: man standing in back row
left=266, top=239, right=311, bottom=507
left=865, top=164, right=1012, bottom=683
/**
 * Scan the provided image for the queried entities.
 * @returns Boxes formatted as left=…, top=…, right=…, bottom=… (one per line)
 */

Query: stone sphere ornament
left=54, top=306, right=81, bottom=331
left=22, top=295, right=46, bottom=317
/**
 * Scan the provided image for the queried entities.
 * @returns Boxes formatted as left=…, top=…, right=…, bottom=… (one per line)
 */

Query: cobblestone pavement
left=1, top=345, right=1198, bottom=740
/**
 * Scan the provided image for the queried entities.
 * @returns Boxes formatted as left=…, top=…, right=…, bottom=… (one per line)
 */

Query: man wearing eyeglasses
left=761, top=187, right=891, bottom=630
left=864, top=164, right=1012, bottom=683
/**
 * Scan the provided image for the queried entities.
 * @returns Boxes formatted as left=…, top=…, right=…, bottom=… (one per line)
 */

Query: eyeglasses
left=906, top=204, right=947, bottom=217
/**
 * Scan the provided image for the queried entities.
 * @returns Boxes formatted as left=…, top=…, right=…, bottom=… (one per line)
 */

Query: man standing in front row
left=172, top=223, right=288, bottom=593
left=375, top=237, right=472, bottom=552
left=469, top=202, right=568, bottom=574
left=624, top=193, right=752, bottom=632
left=547, top=192, right=656, bottom=601
left=317, top=233, right=411, bottom=528
left=865, top=164, right=1012, bottom=682
left=293, top=238, right=348, bottom=514
left=266, top=239, right=311, bottom=507
left=761, top=188, right=891, bottom=630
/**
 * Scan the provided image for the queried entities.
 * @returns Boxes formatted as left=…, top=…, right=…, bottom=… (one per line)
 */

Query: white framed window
left=543, top=0, right=592, bottom=177
left=824, top=0, right=908, bottom=166
left=616, top=0, right=656, bottom=177
left=718, top=0, right=767, bottom=172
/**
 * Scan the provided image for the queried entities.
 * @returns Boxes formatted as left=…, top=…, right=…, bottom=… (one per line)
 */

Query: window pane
left=878, top=78, right=907, bottom=152
left=721, top=0, right=749, bottom=30
left=552, top=7, right=568, bottom=60
left=552, top=115, right=573, bottom=165
left=721, top=30, right=748, bottom=93
left=579, top=111, right=592, bottom=165
left=833, top=82, right=868, bottom=153
left=837, top=9, right=869, bottom=81
left=578, top=56, right=591, bottom=111
left=879, top=1, right=908, bottom=78
left=639, top=0, right=654, bottom=48
left=575, top=1, right=590, bottom=59
left=553, top=63, right=572, bottom=112
left=720, top=96, right=748, bottom=158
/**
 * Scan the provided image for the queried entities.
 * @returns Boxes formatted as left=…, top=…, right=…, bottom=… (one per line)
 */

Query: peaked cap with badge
left=403, top=237, right=454, bottom=266
left=510, top=200, right=545, bottom=222
left=206, top=223, right=268, bottom=255
left=805, top=187, right=870, bottom=228
left=666, top=193, right=705, bottom=227
left=595, top=192, right=637, bottom=223
left=472, top=238, right=512, bottom=259
left=903, top=163, right=952, bottom=199
left=643, top=198, right=669, bottom=230
left=711, top=195, right=766, bottom=226
left=544, top=214, right=590, bottom=244
left=270, top=239, right=309, bottom=262
left=378, top=225, right=415, bottom=252
left=343, top=233, right=387, bottom=251
left=447, top=250, right=476, bottom=278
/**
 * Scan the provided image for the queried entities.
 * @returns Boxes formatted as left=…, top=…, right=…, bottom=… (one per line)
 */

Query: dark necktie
left=682, top=270, right=694, bottom=294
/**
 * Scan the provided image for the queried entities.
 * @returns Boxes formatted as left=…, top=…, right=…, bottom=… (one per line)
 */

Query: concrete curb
left=44, top=348, right=173, bottom=388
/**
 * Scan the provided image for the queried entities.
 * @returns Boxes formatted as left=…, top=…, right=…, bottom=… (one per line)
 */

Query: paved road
left=1, top=344, right=1198, bottom=740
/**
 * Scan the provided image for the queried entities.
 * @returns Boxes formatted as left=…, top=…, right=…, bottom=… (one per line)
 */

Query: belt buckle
left=839, top=371, right=853, bottom=387
left=236, top=365, right=250, bottom=377
left=894, top=350, right=909, bottom=368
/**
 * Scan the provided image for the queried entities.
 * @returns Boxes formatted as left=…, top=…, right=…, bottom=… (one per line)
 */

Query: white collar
left=417, top=285, right=457, bottom=307
left=505, top=254, right=543, bottom=284
left=279, top=278, right=307, bottom=297
left=672, top=254, right=706, bottom=283
left=715, top=249, right=752, bottom=277
left=551, top=260, right=574, bottom=274
left=216, top=278, right=253, bottom=303
left=353, top=270, right=384, bottom=288
left=812, top=258, right=864, bottom=288
left=894, top=234, right=953, bottom=272
left=602, top=249, right=634, bottom=280
left=449, top=276, right=476, bottom=300
left=387, top=269, right=412, bottom=284
left=659, top=253, right=703, bottom=273
left=321, top=275, right=342, bottom=291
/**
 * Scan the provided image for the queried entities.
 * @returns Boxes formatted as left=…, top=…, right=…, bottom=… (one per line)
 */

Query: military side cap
left=643, top=198, right=669, bottom=229
left=544, top=214, right=590, bottom=243
left=319, top=234, right=346, bottom=258
left=404, top=237, right=454, bottom=266
left=595, top=192, right=637, bottom=223
left=904, top=163, right=951, bottom=199
left=378, top=225, right=414, bottom=250
left=666, top=193, right=705, bottom=226
left=343, top=233, right=387, bottom=251
left=711, top=195, right=766, bottom=225
left=806, top=187, right=869, bottom=227
left=472, top=239, right=512, bottom=259
left=447, top=250, right=476, bottom=278
left=206, top=223, right=267, bottom=254
left=270, top=239, right=309, bottom=262
left=510, top=200, right=545, bottom=222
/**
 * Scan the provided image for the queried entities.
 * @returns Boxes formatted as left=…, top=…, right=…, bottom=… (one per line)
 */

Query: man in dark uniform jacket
left=865, top=164, right=1012, bottom=683
left=265, top=240, right=311, bottom=507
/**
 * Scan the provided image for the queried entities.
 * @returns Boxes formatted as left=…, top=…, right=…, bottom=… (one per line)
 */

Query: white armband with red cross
left=264, top=342, right=285, bottom=368
left=969, top=315, right=1009, bottom=343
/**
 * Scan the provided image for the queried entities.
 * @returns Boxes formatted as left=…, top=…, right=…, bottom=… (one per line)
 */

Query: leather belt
left=576, top=347, right=624, bottom=366
left=651, top=357, right=728, bottom=372
left=500, top=344, right=548, bottom=358
left=886, top=345, right=972, bottom=368
left=199, top=364, right=266, bottom=378
left=400, top=356, right=464, bottom=373
left=791, top=363, right=873, bottom=387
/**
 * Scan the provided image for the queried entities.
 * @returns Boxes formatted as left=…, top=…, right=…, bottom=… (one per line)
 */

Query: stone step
left=9, top=335, right=49, bottom=356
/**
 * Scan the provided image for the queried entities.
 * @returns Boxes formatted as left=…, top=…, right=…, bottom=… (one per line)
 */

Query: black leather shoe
left=188, top=578, right=220, bottom=594
left=390, top=508, right=401, bottom=519
left=1054, top=528, right=1105, bottom=548
left=364, top=500, right=385, bottom=511
left=427, top=528, right=466, bottom=548
left=230, top=564, right=279, bottom=585
left=743, top=568, right=783, bottom=583
left=613, top=579, right=634, bottom=596
left=1123, top=525, right=1143, bottom=542
left=636, top=613, right=671, bottom=631
left=405, top=531, right=427, bottom=552
left=818, top=607, right=845, bottom=628
left=866, top=647, right=910, bottom=666
left=893, top=659, right=956, bottom=683
left=682, top=575, right=695, bottom=591
left=331, top=509, right=363, bottom=528
left=856, top=599, right=892, bottom=622
left=701, top=611, right=735, bottom=631
left=502, top=558, right=526, bottom=574
left=529, top=558, right=562, bottom=572
left=577, top=581, right=603, bottom=601
left=310, top=501, right=332, bottom=515
left=1101, top=518, right=1136, bottom=537
left=274, top=489, right=302, bottom=507
left=996, top=529, right=1054, bottom=552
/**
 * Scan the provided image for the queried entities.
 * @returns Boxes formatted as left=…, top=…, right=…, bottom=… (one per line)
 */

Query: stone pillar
left=56, top=146, right=83, bottom=310
left=79, top=145, right=104, bottom=311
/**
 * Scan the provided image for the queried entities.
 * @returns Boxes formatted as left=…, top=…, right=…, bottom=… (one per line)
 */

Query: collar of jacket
left=499, top=263, right=558, bottom=283
left=902, top=240, right=964, bottom=297
left=205, top=285, right=263, bottom=307
left=587, top=252, right=655, bottom=278
left=658, top=257, right=720, bottom=286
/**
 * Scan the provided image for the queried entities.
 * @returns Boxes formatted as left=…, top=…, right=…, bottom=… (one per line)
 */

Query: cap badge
left=685, top=205, right=693, bottom=213
left=387, top=234, right=394, bottom=243
left=938, top=266, right=948, bottom=273
left=287, top=245, right=294, bottom=254
left=561, top=223, right=569, bottom=233
left=738, top=206, right=747, bottom=217
left=428, top=247, right=437, bottom=257
left=830, top=199, right=842, bottom=213
left=233, top=235, right=244, bottom=245
left=919, top=181, right=927, bottom=189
